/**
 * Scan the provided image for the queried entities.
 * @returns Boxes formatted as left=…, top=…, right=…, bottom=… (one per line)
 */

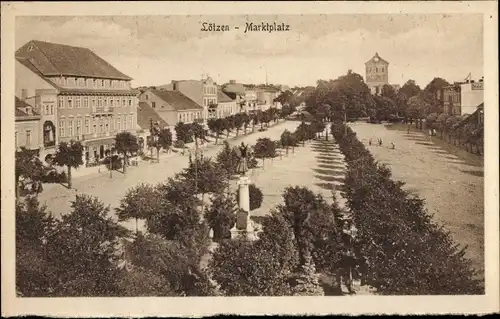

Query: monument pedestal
left=230, top=175, right=257, bottom=241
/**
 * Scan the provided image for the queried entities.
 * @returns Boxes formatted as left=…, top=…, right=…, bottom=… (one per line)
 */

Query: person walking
left=391, top=142, right=395, bottom=149
left=378, top=138, right=383, bottom=146
left=368, top=138, right=372, bottom=146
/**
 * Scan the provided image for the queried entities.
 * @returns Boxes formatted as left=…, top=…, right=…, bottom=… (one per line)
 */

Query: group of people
left=368, top=138, right=395, bottom=150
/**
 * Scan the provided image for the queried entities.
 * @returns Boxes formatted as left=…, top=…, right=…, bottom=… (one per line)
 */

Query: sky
left=15, top=14, right=484, bottom=88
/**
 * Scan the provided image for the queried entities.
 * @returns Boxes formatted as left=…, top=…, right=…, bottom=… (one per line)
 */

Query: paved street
left=38, top=121, right=299, bottom=230
left=350, top=122, right=484, bottom=279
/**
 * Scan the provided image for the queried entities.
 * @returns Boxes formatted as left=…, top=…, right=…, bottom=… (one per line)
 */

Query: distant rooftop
left=16, top=40, right=132, bottom=80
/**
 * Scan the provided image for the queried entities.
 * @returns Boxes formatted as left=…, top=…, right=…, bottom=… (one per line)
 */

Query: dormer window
left=78, top=78, right=85, bottom=86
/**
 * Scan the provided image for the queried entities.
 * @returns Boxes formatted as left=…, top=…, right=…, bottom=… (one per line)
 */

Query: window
left=45, top=105, right=49, bottom=115
left=105, top=118, right=109, bottom=132
left=60, top=77, right=66, bottom=86
left=152, top=101, right=156, bottom=109
left=110, top=117, right=114, bottom=131
left=104, top=97, right=109, bottom=107
left=93, top=121, right=97, bottom=134
left=75, top=96, right=81, bottom=108
left=117, top=118, right=121, bottom=131
left=76, top=120, right=81, bottom=135
left=87, top=79, right=92, bottom=87
left=381, top=67, right=385, bottom=73
left=123, top=115, right=127, bottom=129
left=50, top=105, right=54, bottom=115
left=91, top=97, right=96, bottom=107
left=115, top=98, right=120, bottom=107
left=99, top=118, right=104, bottom=133
left=375, top=67, right=378, bottom=72
left=98, top=97, right=103, bottom=107
left=78, top=78, right=85, bottom=86
left=122, top=98, right=127, bottom=107
left=68, top=120, right=74, bottom=136
left=85, top=119, right=90, bottom=134
left=67, top=96, right=73, bottom=108
left=145, top=95, right=149, bottom=100
left=128, top=99, right=132, bottom=107
left=58, top=96, right=64, bottom=108
left=83, top=97, right=89, bottom=108
left=26, top=130, right=31, bottom=147
left=59, top=120, right=65, bottom=137
left=110, top=98, right=114, bottom=107
left=129, top=115, right=133, bottom=129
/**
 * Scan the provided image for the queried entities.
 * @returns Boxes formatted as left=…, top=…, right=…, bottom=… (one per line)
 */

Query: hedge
left=330, top=121, right=482, bottom=295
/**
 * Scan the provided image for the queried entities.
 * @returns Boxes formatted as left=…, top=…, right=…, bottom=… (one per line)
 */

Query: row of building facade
left=15, top=40, right=284, bottom=164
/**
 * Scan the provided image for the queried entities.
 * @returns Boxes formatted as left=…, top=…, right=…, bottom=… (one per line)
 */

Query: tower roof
left=365, top=52, right=389, bottom=65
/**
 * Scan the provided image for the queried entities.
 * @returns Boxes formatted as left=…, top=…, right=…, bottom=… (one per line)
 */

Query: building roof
left=151, top=89, right=203, bottom=111
left=137, top=102, right=169, bottom=129
left=15, top=97, right=40, bottom=118
left=217, top=90, right=234, bottom=103
left=365, top=52, right=389, bottom=65
left=16, top=40, right=132, bottom=80
left=222, top=82, right=246, bottom=95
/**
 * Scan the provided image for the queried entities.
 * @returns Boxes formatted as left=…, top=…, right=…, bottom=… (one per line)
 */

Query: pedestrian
left=391, top=142, right=395, bottom=149
left=368, top=138, right=372, bottom=146
left=407, top=125, right=411, bottom=134
left=378, top=138, right=383, bottom=146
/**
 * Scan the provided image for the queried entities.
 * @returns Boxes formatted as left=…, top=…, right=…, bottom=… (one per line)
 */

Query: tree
left=252, top=111, right=262, bottom=131
left=233, top=113, right=245, bottom=136
left=44, top=195, right=130, bottom=296
left=180, top=155, right=227, bottom=205
left=205, top=193, right=237, bottom=241
left=253, top=137, right=276, bottom=167
left=423, top=77, right=450, bottom=114
left=15, top=148, right=50, bottom=198
left=216, top=141, right=239, bottom=179
left=126, top=233, right=215, bottom=296
left=277, top=186, right=330, bottom=267
left=158, top=128, right=173, bottom=155
left=222, top=116, right=233, bottom=138
left=280, top=130, right=294, bottom=155
left=207, top=239, right=294, bottom=296
left=175, top=122, right=194, bottom=144
left=399, top=79, right=422, bottom=100
left=242, top=113, right=251, bottom=134
left=53, top=140, right=84, bottom=189
left=207, top=118, right=224, bottom=144
left=295, top=122, right=309, bottom=146
left=115, top=132, right=139, bottom=174
left=191, top=122, right=206, bottom=144
left=16, top=197, right=57, bottom=296
left=116, top=183, right=160, bottom=234
left=407, top=95, right=429, bottom=129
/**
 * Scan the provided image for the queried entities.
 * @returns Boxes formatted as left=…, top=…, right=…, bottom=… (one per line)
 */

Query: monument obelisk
left=231, top=143, right=256, bottom=240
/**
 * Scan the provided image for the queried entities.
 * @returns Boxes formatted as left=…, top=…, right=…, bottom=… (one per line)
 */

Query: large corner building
left=15, top=40, right=138, bottom=163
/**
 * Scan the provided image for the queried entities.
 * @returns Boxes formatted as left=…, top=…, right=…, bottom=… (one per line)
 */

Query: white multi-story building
left=460, top=80, right=484, bottom=116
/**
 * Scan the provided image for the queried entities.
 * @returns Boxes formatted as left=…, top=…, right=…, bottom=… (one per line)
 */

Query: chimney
left=25, top=106, right=32, bottom=115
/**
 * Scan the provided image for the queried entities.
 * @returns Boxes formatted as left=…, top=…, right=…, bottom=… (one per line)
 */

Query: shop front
left=83, top=137, right=116, bottom=166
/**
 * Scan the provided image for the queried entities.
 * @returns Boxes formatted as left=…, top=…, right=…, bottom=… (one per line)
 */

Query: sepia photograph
left=1, top=1, right=498, bottom=317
